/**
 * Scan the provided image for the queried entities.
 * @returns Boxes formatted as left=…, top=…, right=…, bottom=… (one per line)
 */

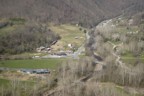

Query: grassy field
left=0, top=77, right=36, bottom=96
left=122, top=52, right=144, bottom=66
left=0, top=58, right=65, bottom=69
left=122, top=57, right=144, bottom=66
left=0, top=18, right=25, bottom=35
left=0, top=78, right=10, bottom=86
left=120, top=50, right=144, bottom=66
left=49, top=23, right=86, bottom=51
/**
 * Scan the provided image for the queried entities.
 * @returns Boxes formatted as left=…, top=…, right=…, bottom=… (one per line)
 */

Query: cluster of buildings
left=36, top=46, right=51, bottom=53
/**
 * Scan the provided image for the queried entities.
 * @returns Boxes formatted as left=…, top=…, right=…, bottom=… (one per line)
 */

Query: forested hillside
left=0, top=0, right=144, bottom=54
left=0, top=19, right=60, bottom=54
left=0, top=0, right=144, bottom=27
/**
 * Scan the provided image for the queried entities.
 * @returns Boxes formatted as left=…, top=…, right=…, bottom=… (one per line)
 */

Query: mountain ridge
left=0, top=0, right=144, bottom=27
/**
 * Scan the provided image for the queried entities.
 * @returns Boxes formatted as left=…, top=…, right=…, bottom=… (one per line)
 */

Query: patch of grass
left=122, top=58, right=144, bottom=66
left=0, top=25, right=16, bottom=34
left=122, top=52, right=134, bottom=57
left=99, top=82, right=133, bottom=96
left=49, top=23, right=86, bottom=51
left=9, top=18, right=25, bottom=24
left=0, top=78, right=10, bottom=86
left=7, top=52, right=49, bottom=59
left=0, top=18, right=25, bottom=35
left=115, top=87, right=131, bottom=96
left=116, top=26, right=138, bottom=33
left=0, top=59, right=65, bottom=69
left=0, top=77, right=35, bottom=95
left=122, top=52, right=144, bottom=66
left=0, top=23, right=24, bottom=36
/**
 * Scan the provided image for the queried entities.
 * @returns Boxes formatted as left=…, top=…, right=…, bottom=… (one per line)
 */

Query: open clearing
left=0, top=58, right=65, bottom=69
left=121, top=52, right=144, bottom=66
left=49, top=24, right=86, bottom=51
left=0, top=78, right=35, bottom=89
left=0, top=78, right=9, bottom=86
left=122, top=58, right=144, bottom=66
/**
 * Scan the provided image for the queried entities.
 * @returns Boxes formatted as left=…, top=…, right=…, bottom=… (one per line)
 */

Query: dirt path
left=107, top=41, right=139, bottom=76
left=108, top=41, right=130, bottom=70
left=95, top=18, right=136, bottom=75
left=96, top=18, right=132, bottom=72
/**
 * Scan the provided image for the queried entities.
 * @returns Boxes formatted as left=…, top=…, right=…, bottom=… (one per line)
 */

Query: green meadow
left=0, top=78, right=9, bottom=86
left=122, top=58, right=144, bottom=66
left=0, top=58, right=65, bottom=69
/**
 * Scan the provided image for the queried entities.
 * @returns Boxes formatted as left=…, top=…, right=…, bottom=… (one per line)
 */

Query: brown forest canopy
left=0, top=0, right=144, bottom=27
left=0, top=0, right=144, bottom=55
left=0, top=21, right=60, bottom=54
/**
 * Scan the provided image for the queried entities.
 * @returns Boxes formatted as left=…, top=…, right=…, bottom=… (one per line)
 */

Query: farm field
left=48, top=23, right=87, bottom=51
left=0, top=58, right=65, bottom=69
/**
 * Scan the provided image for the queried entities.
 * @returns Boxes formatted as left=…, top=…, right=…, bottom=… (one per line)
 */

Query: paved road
left=70, top=31, right=90, bottom=59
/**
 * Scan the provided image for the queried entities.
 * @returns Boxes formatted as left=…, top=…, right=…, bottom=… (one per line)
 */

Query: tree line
left=0, top=23, right=60, bottom=54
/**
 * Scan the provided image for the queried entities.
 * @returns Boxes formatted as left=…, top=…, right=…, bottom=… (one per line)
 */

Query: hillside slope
left=0, top=0, right=144, bottom=27
left=41, top=12, right=144, bottom=96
